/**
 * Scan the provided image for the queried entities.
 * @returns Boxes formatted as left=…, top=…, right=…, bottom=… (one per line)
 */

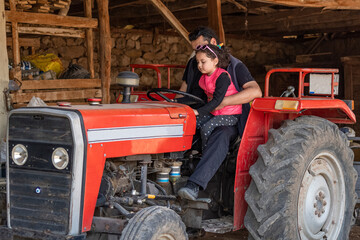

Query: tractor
left=1, top=68, right=357, bottom=240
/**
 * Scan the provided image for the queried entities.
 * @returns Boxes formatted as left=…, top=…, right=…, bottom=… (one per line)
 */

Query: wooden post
left=9, top=0, right=21, bottom=81
left=207, top=0, right=226, bottom=44
left=84, top=0, right=95, bottom=78
left=0, top=0, right=10, bottom=139
left=96, top=0, right=111, bottom=104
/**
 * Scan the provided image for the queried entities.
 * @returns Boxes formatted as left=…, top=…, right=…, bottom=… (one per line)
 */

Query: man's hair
left=188, top=26, right=219, bottom=44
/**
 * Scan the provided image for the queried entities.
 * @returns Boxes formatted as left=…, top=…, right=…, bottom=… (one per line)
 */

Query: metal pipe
left=110, top=202, right=131, bottom=217
left=140, top=163, right=148, bottom=195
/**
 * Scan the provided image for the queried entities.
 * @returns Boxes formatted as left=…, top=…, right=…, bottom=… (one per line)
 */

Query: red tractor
left=1, top=68, right=357, bottom=240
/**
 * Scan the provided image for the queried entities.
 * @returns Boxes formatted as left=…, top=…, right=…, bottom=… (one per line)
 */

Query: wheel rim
left=157, top=233, right=176, bottom=240
left=298, top=152, right=345, bottom=240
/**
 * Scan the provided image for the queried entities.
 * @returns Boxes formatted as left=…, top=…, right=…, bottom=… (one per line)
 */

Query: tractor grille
left=8, top=112, right=74, bottom=234
left=9, top=168, right=71, bottom=234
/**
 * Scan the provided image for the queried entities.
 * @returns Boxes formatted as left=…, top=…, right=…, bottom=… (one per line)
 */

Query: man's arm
left=216, top=80, right=262, bottom=110
left=175, top=81, right=188, bottom=98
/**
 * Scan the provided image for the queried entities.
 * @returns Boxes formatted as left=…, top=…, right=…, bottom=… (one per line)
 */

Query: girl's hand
left=193, top=109, right=199, bottom=116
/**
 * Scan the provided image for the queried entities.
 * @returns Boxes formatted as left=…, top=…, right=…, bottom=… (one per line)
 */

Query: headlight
left=11, top=144, right=28, bottom=165
left=52, top=147, right=69, bottom=170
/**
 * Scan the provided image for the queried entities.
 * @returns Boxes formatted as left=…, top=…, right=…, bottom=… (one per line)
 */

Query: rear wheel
left=120, top=206, right=188, bottom=240
left=244, top=116, right=357, bottom=240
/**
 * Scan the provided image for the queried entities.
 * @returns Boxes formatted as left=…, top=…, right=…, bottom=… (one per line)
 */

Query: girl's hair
left=195, top=44, right=230, bottom=69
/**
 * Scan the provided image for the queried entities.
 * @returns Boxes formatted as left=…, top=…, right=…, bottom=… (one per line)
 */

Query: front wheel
left=120, top=206, right=188, bottom=240
left=245, top=116, right=357, bottom=240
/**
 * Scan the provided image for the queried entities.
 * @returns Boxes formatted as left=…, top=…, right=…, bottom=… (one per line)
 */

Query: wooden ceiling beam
left=224, top=9, right=360, bottom=36
left=253, top=0, right=360, bottom=10
left=208, top=0, right=226, bottom=43
left=5, top=10, right=98, bottom=28
left=144, top=0, right=190, bottom=44
left=110, top=3, right=239, bottom=29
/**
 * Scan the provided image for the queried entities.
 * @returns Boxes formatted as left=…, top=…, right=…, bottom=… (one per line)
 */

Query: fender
left=232, top=96, right=356, bottom=230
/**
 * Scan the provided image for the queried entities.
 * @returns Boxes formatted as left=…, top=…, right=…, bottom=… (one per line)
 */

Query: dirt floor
left=195, top=225, right=360, bottom=239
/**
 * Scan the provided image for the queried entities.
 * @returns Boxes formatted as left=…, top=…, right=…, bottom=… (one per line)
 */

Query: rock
left=112, top=48, right=123, bottom=56
left=52, top=37, right=66, bottom=47
left=66, top=38, right=77, bottom=46
left=141, top=35, right=153, bottom=44
left=143, top=52, right=156, bottom=60
left=62, top=59, right=70, bottom=69
left=78, top=57, right=88, bottom=69
left=167, top=36, right=178, bottom=44
left=159, top=58, right=170, bottom=64
left=125, top=49, right=142, bottom=59
left=111, top=55, right=118, bottom=67
left=118, top=54, right=131, bottom=67
left=135, top=41, right=141, bottom=50
left=141, top=44, right=153, bottom=52
left=133, top=58, right=145, bottom=64
left=170, top=44, right=179, bottom=53
left=130, top=34, right=141, bottom=41
left=252, top=43, right=261, bottom=52
left=58, top=46, right=86, bottom=59
left=261, top=46, right=268, bottom=53
left=75, top=38, right=84, bottom=45
left=127, top=39, right=135, bottom=48
left=41, top=36, right=52, bottom=47
left=177, top=54, right=189, bottom=63
left=155, top=51, right=166, bottom=60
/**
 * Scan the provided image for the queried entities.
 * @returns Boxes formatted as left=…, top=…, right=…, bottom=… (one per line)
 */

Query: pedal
left=181, top=198, right=211, bottom=229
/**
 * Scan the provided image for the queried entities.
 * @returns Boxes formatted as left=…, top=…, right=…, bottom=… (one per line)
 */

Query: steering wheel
left=147, top=88, right=205, bottom=106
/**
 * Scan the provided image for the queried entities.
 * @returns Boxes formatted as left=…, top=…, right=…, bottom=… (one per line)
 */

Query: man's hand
left=216, top=81, right=262, bottom=110
left=175, top=81, right=188, bottom=98
left=193, top=109, right=199, bottom=116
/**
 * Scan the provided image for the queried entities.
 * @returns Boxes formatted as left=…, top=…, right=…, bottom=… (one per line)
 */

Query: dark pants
left=189, top=125, right=238, bottom=190
left=196, top=114, right=239, bottom=150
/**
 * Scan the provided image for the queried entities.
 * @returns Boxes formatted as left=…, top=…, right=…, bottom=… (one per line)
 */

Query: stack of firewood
left=5, top=0, right=71, bottom=14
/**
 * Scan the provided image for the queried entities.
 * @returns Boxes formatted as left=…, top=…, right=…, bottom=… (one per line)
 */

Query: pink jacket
left=199, top=68, right=242, bottom=116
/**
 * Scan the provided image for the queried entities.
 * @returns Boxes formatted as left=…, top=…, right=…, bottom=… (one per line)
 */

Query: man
left=177, top=26, right=262, bottom=201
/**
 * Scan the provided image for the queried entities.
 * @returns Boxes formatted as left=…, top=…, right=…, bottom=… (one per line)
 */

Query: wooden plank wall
left=10, top=78, right=102, bottom=107
left=342, top=56, right=360, bottom=134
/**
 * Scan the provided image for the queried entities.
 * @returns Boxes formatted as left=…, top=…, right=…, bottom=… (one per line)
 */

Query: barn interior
left=3, top=0, right=360, bottom=133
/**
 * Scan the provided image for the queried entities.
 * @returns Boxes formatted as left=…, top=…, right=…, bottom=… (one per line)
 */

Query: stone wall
left=19, top=28, right=302, bottom=93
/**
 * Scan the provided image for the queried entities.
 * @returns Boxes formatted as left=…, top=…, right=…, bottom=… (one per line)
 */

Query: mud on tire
left=244, top=116, right=357, bottom=240
left=120, top=206, right=188, bottom=240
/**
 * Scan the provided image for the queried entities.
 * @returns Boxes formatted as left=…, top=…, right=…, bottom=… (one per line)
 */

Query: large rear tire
left=120, top=206, right=188, bottom=240
left=244, top=116, right=357, bottom=240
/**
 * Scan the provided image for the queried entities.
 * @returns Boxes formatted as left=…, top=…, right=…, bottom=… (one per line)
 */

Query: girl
left=194, top=44, right=242, bottom=149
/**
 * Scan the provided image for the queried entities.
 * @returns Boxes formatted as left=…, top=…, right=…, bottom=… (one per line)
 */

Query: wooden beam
left=6, top=37, right=40, bottom=48
left=148, top=0, right=190, bottom=44
left=9, top=1, right=21, bottom=81
left=84, top=0, right=95, bottom=78
left=6, top=25, right=85, bottom=38
left=58, top=0, right=71, bottom=16
left=97, top=0, right=111, bottom=104
left=20, top=79, right=101, bottom=90
left=5, top=10, right=98, bottom=28
left=223, top=9, right=360, bottom=36
left=254, top=0, right=360, bottom=10
left=207, top=0, right=225, bottom=44
left=10, top=89, right=101, bottom=103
